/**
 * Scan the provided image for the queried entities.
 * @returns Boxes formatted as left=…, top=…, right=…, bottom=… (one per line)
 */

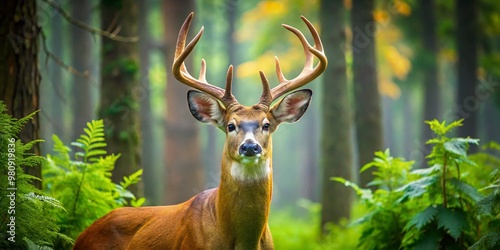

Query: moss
left=102, top=57, right=139, bottom=78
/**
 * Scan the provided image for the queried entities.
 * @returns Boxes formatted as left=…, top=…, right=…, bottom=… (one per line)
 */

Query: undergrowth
left=0, top=102, right=68, bottom=249
left=334, top=119, right=500, bottom=250
left=43, top=119, right=145, bottom=248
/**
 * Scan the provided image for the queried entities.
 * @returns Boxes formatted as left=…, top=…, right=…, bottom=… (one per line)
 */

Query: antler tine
left=221, top=65, right=238, bottom=108
left=258, top=71, right=272, bottom=107
left=267, top=16, right=328, bottom=104
left=173, top=12, right=238, bottom=107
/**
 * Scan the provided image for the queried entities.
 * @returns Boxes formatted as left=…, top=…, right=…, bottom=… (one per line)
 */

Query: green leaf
left=396, top=176, right=438, bottom=203
left=412, top=226, right=441, bottom=250
left=443, top=138, right=479, bottom=157
left=411, top=164, right=441, bottom=176
left=476, top=194, right=499, bottom=217
left=332, top=177, right=373, bottom=201
left=131, top=197, right=146, bottom=207
left=405, top=205, right=438, bottom=231
left=470, top=231, right=500, bottom=250
left=436, top=206, right=467, bottom=240
left=449, top=178, right=483, bottom=202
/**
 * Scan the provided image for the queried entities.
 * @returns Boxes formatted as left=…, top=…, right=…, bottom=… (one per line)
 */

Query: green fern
left=72, top=120, right=107, bottom=163
left=43, top=119, right=145, bottom=248
left=0, top=102, right=66, bottom=249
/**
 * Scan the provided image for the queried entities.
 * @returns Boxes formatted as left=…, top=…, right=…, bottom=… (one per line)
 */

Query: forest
left=1, top=0, right=500, bottom=249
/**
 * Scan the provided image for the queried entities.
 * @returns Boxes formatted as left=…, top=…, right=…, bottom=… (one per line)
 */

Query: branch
left=40, top=0, right=139, bottom=42
left=40, top=30, right=90, bottom=79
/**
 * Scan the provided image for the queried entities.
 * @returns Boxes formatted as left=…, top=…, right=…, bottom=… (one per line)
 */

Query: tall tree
left=320, top=0, right=354, bottom=230
left=138, top=0, right=160, bottom=205
left=162, top=0, right=205, bottom=204
left=455, top=0, right=479, bottom=143
left=351, top=0, right=383, bottom=187
left=40, top=3, right=67, bottom=155
left=70, top=0, right=94, bottom=141
left=0, top=0, right=42, bottom=188
left=419, top=0, right=441, bottom=147
left=99, top=0, right=142, bottom=196
left=226, top=0, right=238, bottom=93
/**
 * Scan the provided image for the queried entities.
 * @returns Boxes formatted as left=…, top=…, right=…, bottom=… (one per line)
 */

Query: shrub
left=0, top=102, right=67, bottom=249
left=334, top=119, right=500, bottom=249
left=43, top=119, right=144, bottom=248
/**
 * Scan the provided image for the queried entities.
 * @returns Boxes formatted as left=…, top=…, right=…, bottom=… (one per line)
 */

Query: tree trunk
left=455, top=0, right=479, bottom=145
left=99, top=0, right=142, bottom=197
left=301, top=107, right=319, bottom=202
left=138, top=0, right=161, bottom=205
left=162, top=0, right=205, bottom=204
left=351, top=0, right=383, bottom=187
left=0, top=0, right=41, bottom=188
left=420, top=0, right=441, bottom=152
left=40, top=4, right=66, bottom=155
left=70, top=0, right=94, bottom=142
left=320, top=0, right=354, bottom=231
left=226, top=0, right=238, bottom=94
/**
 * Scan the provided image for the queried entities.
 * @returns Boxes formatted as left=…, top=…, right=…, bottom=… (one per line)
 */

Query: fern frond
left=120, top=169, right=143, bottom=188
left=74, top=120, right=107, bottom=163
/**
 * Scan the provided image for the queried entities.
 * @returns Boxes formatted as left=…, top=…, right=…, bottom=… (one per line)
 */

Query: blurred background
left=21, top=0, right=500, bottom=242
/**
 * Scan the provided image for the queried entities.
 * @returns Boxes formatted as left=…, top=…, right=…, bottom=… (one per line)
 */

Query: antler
left=172, top=12, right=238, bottom=108
left=259, top=16, right=328, bottom=107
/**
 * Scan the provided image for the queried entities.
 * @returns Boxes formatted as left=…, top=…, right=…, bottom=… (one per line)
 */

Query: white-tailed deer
left=74, top=12, right=326, bottom=250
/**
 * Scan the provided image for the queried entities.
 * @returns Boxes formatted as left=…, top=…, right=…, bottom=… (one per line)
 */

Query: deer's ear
left=187, top=90, right=225, bottom=128
left=271, top=89, right=312, bottom=124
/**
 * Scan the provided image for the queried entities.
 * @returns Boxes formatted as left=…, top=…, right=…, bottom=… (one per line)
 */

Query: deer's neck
left=216, top=150, right=273, bottom=247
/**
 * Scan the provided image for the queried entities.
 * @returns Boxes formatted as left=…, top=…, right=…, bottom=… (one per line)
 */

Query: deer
left=73, top=12, right=326, bottom=250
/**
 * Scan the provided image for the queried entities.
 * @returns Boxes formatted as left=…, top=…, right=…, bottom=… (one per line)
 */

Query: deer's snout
left=239, top=142, right=262, bottom=157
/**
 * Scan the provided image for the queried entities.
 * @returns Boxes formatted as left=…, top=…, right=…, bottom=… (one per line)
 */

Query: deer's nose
left=239, top=142, right=262, bottom=157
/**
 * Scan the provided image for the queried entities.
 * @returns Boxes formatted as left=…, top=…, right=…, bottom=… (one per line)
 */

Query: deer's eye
left=263, top=123, right=271, bottom=131
left=227, top=123, right=236, bottom=132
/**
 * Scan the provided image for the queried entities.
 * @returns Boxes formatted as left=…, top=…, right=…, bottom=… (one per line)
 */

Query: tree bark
left=351, top=0, right=383, bottom=187
left=455, top=0, right=479, bottom=145
left=99, top=0, right=142, bottom=197
left=320, top=0, right=354, bottom=231
left=138, top=0, right=161, bottom=205
left=0, top=0, right=42, bottom=188
left=70, top=0, right=94, bottom=142
left=162, top=0, right=205, bottom=204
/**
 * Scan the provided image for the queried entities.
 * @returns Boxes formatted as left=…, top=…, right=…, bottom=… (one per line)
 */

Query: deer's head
left=173, top=13, right=327, bottom=181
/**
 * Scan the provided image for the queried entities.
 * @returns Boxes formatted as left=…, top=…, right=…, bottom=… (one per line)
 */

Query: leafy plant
left=470, top=142, right=500, bottom=250
left=333, top=149, right=415, bottom=250
left=0, top=102, right=68, bottom=249
left=334, top=119, right=499, bottom=250
left=43, top=119, right=144, bottom=248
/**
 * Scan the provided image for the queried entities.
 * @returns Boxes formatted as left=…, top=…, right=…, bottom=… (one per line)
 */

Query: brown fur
left=74, top=93, right=310, bottom=250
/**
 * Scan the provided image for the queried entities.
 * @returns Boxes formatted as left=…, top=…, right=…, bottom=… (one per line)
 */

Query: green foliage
left=471, top=142, right=500, bottom=250
left=269, top=200, right=360, bottom=250
left=0, top=102, right=67, bottom=249
left=43, top=120, right=144, bottom=248
left=335, top=149, right=415, bottom=249
left=334, top=119, right=500, bottom=249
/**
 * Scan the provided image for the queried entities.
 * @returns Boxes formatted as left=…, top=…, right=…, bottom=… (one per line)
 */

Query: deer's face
left=187, top=89, right=312, bottom=166
left=224, top=105, right=272, bottom=165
